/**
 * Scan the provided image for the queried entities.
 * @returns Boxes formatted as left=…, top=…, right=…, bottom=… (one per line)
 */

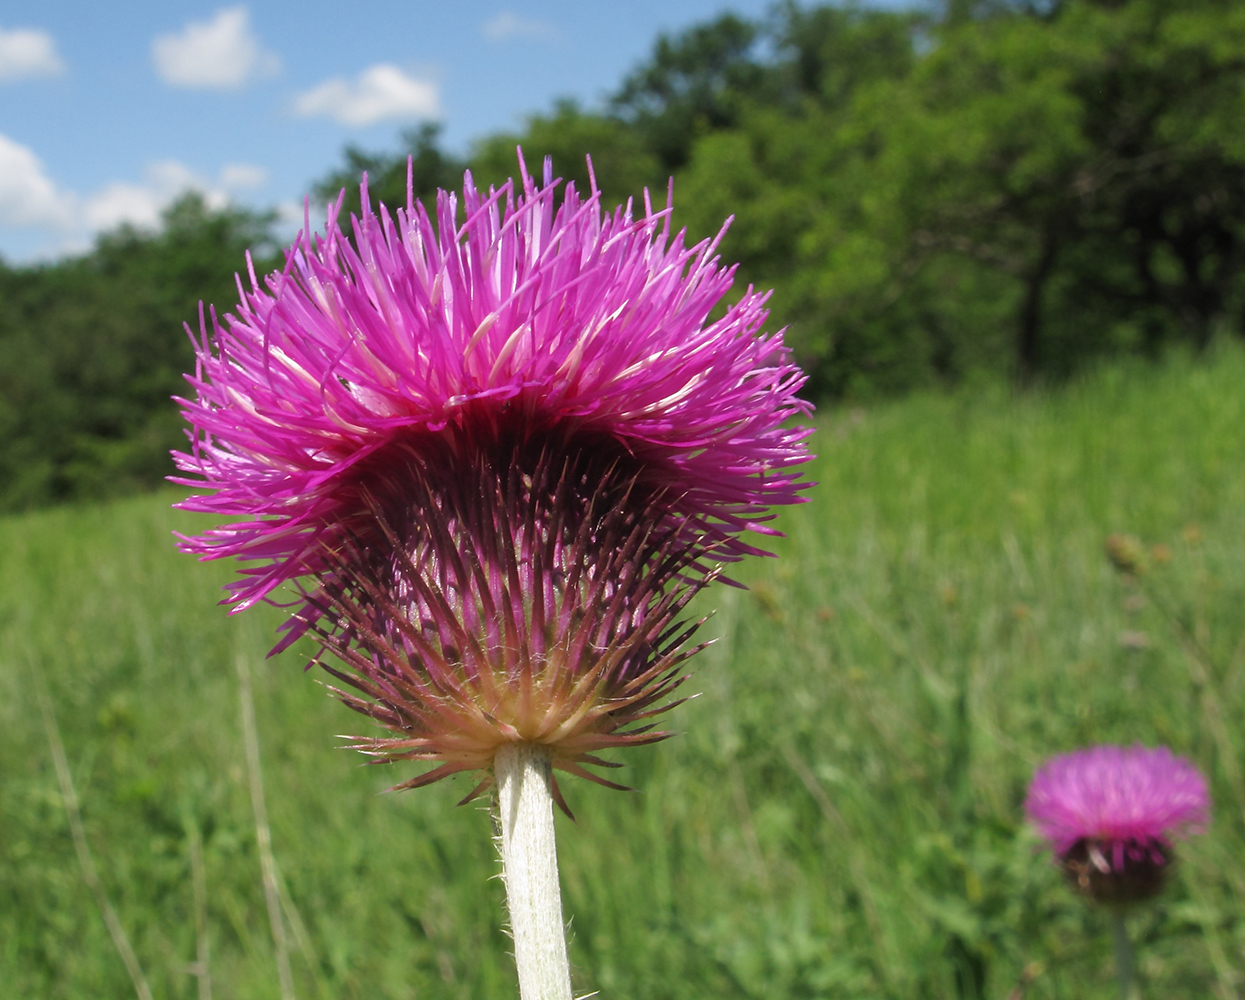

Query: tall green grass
left=4, top=347, right=1244, bottom=999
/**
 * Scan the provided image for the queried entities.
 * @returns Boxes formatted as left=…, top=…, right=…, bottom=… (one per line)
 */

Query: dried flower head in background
left=1025, top=745, right=1210, bottom=906
left=174, top=156, right=812, bottom=802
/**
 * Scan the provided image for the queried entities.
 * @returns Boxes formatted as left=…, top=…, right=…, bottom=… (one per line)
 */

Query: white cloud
left=482, top=12, right=558, bottom=42
left=0, top=133, right=74, bottom=228
left=152, top=7, right=279, bottom=90
left=273, top=199, right=306, bottom=240
left=85, top=167, right=178, bottom=232
left=220, top=162, right=267, bottom=189
left=84, top=182, right=164, bottom=232
left=85, top=160, right=239, bottom=231
left=0, top=26, right=65, bottom=81
left=293, top=64, right=439, bottom=127
left=0, top=135, right=265, bottom=259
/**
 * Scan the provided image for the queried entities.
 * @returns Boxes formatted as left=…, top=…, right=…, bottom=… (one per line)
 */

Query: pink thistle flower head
left=1025, top=745, right=1210, bottom=906
left=174, top=153, right=812, bottom=803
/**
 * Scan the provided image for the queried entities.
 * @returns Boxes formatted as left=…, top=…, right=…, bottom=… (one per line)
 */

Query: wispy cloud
left=219, top=162, right=267, bottom=189
left=0, top=132, right=266, bottom=257
left=482, top=12, right=559, bottom=42
left=293, top=65, right=439, bottom=127
left=0, top=133, right=74, bottom=229
left=84, top=161, right=232, bottom=231
left=152, top=7, right=279, bottom=90
left=0, top=26, right=66, bottom=82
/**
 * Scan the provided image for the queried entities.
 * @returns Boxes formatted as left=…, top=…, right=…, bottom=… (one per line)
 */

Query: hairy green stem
left=495, top=743, right=573, bottom=1000
left=1111, top=910, right=1138, bottom=1000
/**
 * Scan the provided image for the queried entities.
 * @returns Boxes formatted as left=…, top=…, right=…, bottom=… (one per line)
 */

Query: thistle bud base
left=1059, top=836, right=1173, bottom=907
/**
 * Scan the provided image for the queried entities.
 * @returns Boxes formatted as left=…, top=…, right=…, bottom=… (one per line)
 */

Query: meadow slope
left=3, top=347, right=1244, bottom=999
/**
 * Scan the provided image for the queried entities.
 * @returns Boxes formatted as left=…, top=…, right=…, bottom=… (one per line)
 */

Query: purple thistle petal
left=174, top=154, right=813, bottom=794
left=174, top=157, right=812, bottom=613
left=1025, top=745, right=1211, bottom=855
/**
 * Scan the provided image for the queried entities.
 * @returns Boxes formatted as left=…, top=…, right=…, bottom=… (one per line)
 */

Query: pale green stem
left=494, top=743, right=573, bottom=1000
left=1111, top=909, right=1139, bottom=1000
left=186, top=818, right=212, bottom=1000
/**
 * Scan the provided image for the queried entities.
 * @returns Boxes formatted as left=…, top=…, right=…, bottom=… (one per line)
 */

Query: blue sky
left=0, top=1, right=827, bottom=263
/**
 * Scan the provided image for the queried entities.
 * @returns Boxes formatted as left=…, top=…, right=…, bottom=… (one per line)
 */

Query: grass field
left=3, top=346, right=1245, bottom=999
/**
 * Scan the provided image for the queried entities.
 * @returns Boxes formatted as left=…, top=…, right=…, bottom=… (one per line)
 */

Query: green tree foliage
left=672, top=4, right=931, bottom=396
left=0, top=195, right=277, bottom=512
left=470, top=100, right=661, bottom=212
left=312, top=123, right=467, bottom=224
left=610, top=12, right=770, bottom=172
left=862, top=0, right=1245, bottom=383
left=5, top=1, right=1245, bottom=509
left=691, top=0, right=1245, bottom=395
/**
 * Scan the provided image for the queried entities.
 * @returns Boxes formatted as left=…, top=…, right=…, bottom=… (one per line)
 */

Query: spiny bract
left=175, top=155, right=812, bottom=800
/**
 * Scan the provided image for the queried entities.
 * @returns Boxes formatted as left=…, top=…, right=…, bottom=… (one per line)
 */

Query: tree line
left=2, top=0, right=1243, bottom=511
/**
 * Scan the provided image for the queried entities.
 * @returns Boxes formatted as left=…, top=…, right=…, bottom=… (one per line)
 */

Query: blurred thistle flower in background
left=173, top=152, right=812, bottom=998
left=1025, top=744, right=1210, bottom=907
left=1026, top=745, right=1210, bottom=999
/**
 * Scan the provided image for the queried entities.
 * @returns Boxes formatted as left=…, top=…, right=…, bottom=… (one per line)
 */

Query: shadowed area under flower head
left=1025, top=744, right=1210, bottom=905
left=174, top=154, right=812, bottom=795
